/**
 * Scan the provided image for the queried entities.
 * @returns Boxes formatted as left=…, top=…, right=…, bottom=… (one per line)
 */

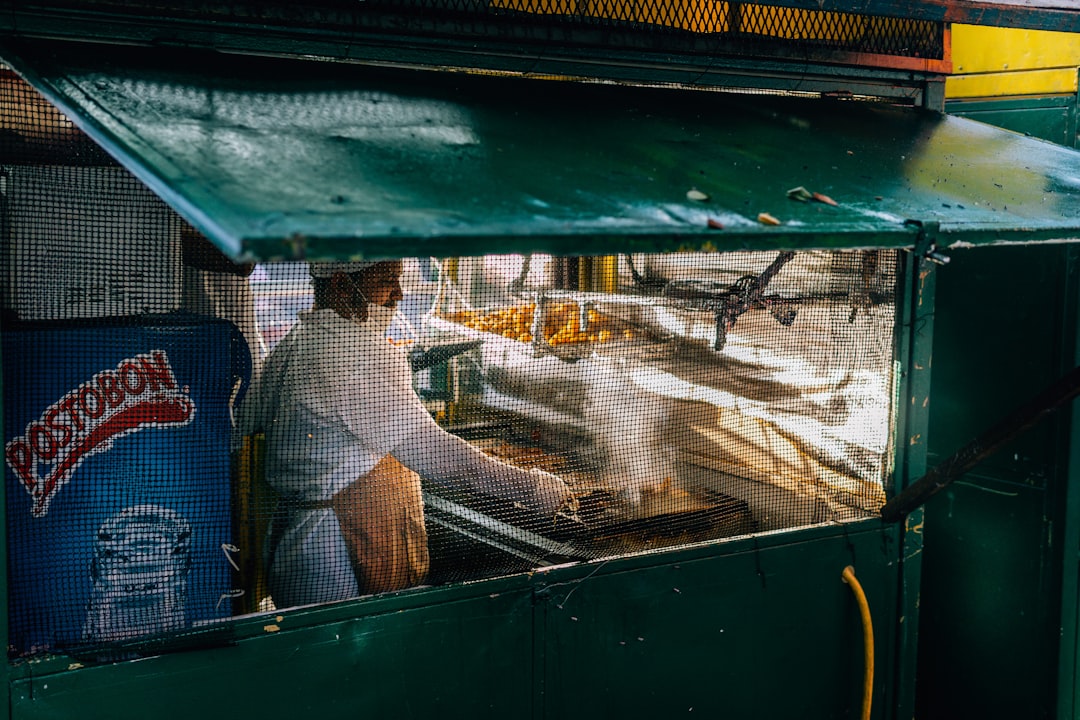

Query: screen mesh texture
left=2, top=69, right=896, bottom=660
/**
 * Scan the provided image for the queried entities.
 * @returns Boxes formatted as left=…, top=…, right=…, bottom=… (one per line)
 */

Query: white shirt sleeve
left=338, top=341, right=433, bottom=456
left=392, top=410, right=570, bottom=518
left=267, top=316, right=569, bottom=518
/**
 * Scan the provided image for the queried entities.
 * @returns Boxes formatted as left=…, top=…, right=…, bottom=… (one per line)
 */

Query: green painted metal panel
left=10, top=588, right=537, bottom=720
left=4, top=519, right=903, bottom=720
left=950, top=106, right=1073, bottom=148
left=947, top=95, right=1078, bottom=149
left=538, top=523, right=897, bottom=718
left=925, top=245, right=1068, bottom=487
left=919, top=474, right=1057, bottom=719
left=8, top=41, right=1080, bottom=264
left=916, top=243, right=1076, bottom=720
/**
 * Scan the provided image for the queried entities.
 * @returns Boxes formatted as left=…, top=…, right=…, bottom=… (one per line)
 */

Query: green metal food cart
left=2, top=2, right=1080, bottom=718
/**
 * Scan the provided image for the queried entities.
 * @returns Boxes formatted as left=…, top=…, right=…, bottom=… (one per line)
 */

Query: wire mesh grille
left=2, top=69, right=897, bottom=661
left=23, top=0, right=946, bottom=61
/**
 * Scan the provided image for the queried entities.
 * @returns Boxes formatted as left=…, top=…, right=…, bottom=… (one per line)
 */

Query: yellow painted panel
left=952, top=24, right=1080, bottom=74
left=945, top=68, right=1078, bottom=99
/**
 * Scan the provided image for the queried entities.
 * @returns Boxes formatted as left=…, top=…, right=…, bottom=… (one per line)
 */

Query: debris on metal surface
left=787, top=187, right=813, bottom=202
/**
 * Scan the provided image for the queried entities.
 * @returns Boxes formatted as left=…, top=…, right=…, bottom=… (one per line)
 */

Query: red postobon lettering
left=4, top=351, right=195, bottom=517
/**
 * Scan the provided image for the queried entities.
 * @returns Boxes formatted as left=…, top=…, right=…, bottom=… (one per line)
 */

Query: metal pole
left=881, top=363, right=1080, bottom=523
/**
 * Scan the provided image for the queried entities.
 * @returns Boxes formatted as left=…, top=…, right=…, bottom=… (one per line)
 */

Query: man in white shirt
left=244, top=260, right=572, bottom=608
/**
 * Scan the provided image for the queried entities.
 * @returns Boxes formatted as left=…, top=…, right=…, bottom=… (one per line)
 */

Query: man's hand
left=526, top=467, right=574, bottom=519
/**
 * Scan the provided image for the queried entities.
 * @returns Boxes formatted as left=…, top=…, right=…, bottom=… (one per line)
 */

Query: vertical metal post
left=577, top=256, right=592, bottom=293
left=1071, top=67, right=1080, bottom=150
left=442, top=257, right=460, bottom=424
left=922, top=77, right=946, bottom=112
left=0, top=308, right=9, bottom=720
left=593, top=255, right=617, bottom=294
left=1057, top=244, right=1080, bottom=720
left=443, top=256, right=459, bottom=285
left=727, top=1, right=743, bottom=33
left=890, top=248, right=936, bottom=720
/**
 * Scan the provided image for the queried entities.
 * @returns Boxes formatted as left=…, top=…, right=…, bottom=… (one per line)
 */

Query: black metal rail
left=881, top=364, right=1080, bottom=523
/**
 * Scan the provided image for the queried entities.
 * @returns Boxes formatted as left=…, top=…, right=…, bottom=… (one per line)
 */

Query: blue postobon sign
left=6, top=350, right=196, bottom=518
left=2, top=316, right=250, bottom=655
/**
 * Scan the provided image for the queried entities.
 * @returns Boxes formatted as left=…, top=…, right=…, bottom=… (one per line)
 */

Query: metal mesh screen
left=2, top=70, right=897, bottom=661
left=412, top=250, right=896, bottom=585
left=1, top=69, right=242, bottom=658
left=21, top=0, right=946, bottom=63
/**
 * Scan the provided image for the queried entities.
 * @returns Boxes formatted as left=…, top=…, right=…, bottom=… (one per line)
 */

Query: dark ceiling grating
left=7, top=0, right=947, bottom=62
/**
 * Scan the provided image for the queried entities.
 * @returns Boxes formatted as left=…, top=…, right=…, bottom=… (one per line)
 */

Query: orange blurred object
left=444, top=302, right=633, bottom=345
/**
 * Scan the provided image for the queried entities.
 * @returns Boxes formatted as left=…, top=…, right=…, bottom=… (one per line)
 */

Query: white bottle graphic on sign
left=82, top=505, right=192, bottom=642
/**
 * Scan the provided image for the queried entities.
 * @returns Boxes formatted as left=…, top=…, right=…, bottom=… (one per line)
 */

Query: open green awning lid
left=6, top=39, right=1080, bottom=262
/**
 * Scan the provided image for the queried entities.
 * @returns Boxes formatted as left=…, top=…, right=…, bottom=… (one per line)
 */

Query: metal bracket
left=922, top=77, right=946, bottom=112
left=904, top=219, right=949, bottom=266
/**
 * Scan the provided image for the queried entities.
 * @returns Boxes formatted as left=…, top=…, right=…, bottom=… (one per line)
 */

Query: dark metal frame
left=2, top=1, right=952, bottom=107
